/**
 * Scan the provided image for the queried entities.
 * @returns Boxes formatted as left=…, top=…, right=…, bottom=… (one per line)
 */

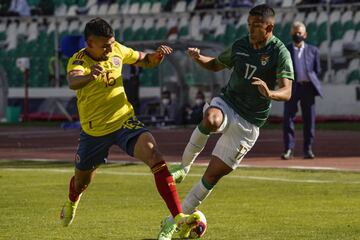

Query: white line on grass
left=2, top=167, right=360, bottom=184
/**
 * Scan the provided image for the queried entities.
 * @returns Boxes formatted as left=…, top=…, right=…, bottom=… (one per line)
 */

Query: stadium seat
left=316, top=11, right=328, bottom=44
left=155, top=27, right=167, bottom=40
left=107, top=2, right=119, bottom=15
left=68, top=20, right=80, bottom=34
left=0, top=32, right=6, bottom=41
left=319, top=41, right=329, bottom=59
left=330, top=39, right=343, bottom=58
left=281, top=13, right=294, bottom=44
left=346, top=58, right=360, bottom=84
left=189, top=15, right=201, bottom=40
left=58, top=20, right=69, bottom=38
left=200, top=13, right=212, bottom=33
left=131, top=18, right=145, bottom=41
left=77, top=0, right=87, bottom=7
left=294, top=12, right=305, bottom=23
left=341, top=10, right=354, bottom=33
left=5, top=23, right=17, bottom=51
left=177, top=15, right=189, bottom=39
left=235, top=14, right=248, bottom=39
left=354, top=11, right=360, bottom=31
left=354, top=30, right=360, bottom=43
left=173, top=1, right=186, bottom=13
left=273, top=12, right=282, bottom=38
left=187, top=0, right=196, bottom=11
left=334, top=69, right=347, bottom=84
left=139, top=1, right=151, bottom=14
left=66, top=4, right=78, bottom=16
left=304, top=12, right=318, bottom=45
left=281, top=0, right=293, bottom=7
left=98, top=4, right=109, bottom=15
left=211, top=14, right=222, bottom=30
left=214, top=24, right=226, bottom=45
left=166, top=17, right=178, bottom=40
left=342, top=29, right=355, bottom=44
left=85, top=0, right=97, bottom=8
left=330, top=10, right=342, bottom=41
left=27, top=22, right=38, bottom=42
left=17, top=21, right=28, bottom=36
left=129, top=2, right=140, bottom=14
left=55, top=4, right=67, bottom=16
left=150, top=1, right=161, bottom=13
left=121, top=18, right=134, bottom=41
left=88, top=4, right=99, bottom=15
left=0, top=21, right=6, bottom=33
left=111, top=18, right=121, bottom=32
left=305, top=11, right=317, bottom=26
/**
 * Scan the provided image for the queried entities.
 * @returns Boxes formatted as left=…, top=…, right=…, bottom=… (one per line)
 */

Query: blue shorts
left=75, top=116, right=148, bottom=171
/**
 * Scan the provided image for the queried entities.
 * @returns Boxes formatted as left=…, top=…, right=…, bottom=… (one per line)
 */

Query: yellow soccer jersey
left=67, top=41, right=141, bottom=136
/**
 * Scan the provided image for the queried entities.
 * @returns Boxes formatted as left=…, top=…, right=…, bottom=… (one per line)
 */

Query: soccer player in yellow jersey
left=59, top=18, right=200, bottom=240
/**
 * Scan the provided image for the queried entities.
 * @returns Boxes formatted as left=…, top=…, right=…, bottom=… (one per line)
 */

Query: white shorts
left=205, top=97, right=260, bottom=169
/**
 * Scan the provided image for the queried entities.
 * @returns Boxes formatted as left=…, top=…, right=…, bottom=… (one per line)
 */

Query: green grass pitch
left=1, top=160, right=360, bottom=240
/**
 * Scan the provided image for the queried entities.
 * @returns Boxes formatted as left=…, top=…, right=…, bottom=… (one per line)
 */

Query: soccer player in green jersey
left=158, top=4, right=294, bottom=237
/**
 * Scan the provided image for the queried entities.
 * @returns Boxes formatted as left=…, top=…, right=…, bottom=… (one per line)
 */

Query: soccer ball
left=188, top=210, right=207, bottom=239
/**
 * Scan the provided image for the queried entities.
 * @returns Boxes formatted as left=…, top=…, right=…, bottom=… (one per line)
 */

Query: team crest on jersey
left=112, top=56, right=121, bottom=67
left=260, top=55, right=270, bottom=66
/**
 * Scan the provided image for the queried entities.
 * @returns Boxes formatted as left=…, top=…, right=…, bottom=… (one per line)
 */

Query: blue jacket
left=286, top=43, right=323, bottom=97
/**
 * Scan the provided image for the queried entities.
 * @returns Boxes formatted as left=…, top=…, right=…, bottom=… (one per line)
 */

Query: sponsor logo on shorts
left=235, top=145, right=248, bottom=161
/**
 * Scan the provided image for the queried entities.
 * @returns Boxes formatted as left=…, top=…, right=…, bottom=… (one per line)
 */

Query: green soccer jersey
left=216, top=35, right=294, bottom=127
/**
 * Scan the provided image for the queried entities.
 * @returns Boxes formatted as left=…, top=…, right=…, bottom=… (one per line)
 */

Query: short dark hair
left=84, top=17, right=114, bottom=40
left=249, top=4, right=275, bottom=19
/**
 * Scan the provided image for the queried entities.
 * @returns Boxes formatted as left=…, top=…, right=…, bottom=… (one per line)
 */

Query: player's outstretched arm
left=135, top=45, right=173, bottom=68
left=252, top=77, right=292, bottom=101
left=67, top=64, right=104, bottom=90
left=187, top=48, right=225, bottom=72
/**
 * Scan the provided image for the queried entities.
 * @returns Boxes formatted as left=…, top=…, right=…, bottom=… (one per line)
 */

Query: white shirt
left=293, top=43, right=310, bottom=83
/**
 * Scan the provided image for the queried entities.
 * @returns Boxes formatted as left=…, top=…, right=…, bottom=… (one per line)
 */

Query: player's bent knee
left=203, top=111, right=223, bottom=132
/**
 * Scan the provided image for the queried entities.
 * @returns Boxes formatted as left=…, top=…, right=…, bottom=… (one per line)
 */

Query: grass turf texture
left=1, top=121, right=360, bottom=131
left=1, top=161, right=360, bottom=240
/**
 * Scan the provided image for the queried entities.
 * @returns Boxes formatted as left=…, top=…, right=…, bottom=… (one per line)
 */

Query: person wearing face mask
left=184, top=90, right=206, bottom=125
left=190, top=90, right=206, bottom=124
left=281, top=21, right=322, bottom=160
left=160, top=90, right=177, bottom=124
